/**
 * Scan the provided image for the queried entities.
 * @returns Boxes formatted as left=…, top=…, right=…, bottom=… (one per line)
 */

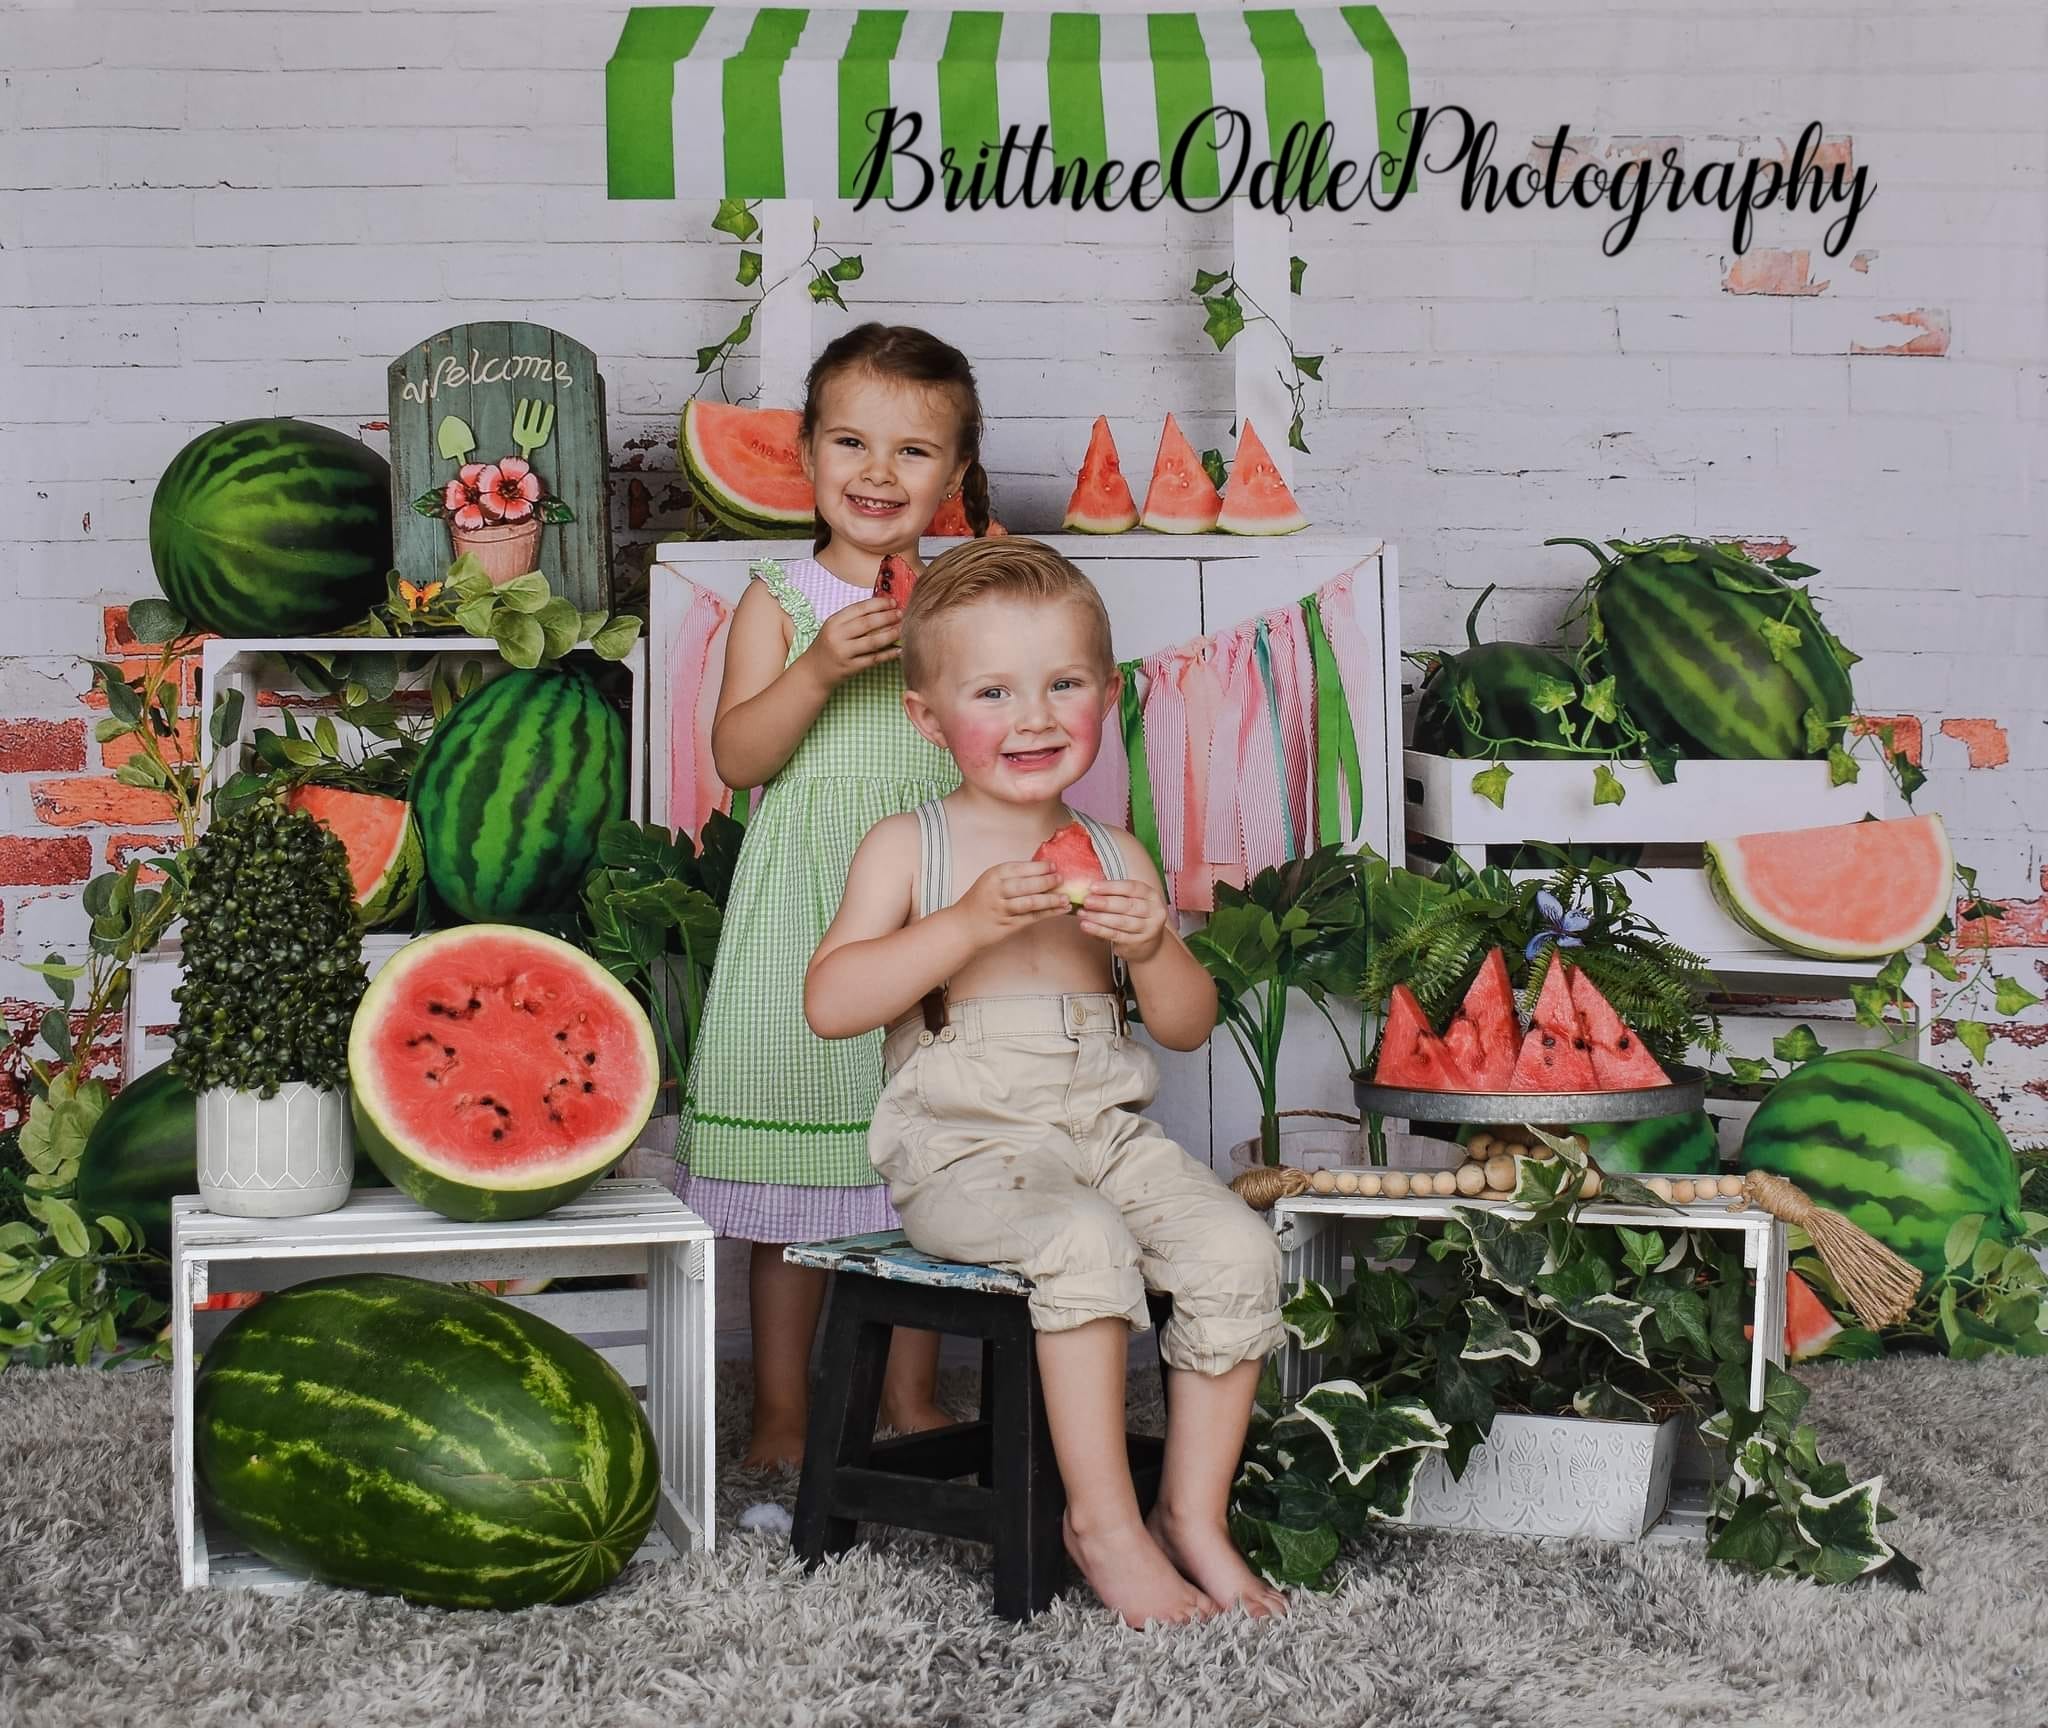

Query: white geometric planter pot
left=1401, top=1412, right=1681, bottom=1541
left=196, top=1084, right=354, bottom=1218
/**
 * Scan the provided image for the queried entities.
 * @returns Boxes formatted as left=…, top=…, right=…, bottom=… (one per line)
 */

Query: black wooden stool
left=786, top=1230, right=1170, bottom=1621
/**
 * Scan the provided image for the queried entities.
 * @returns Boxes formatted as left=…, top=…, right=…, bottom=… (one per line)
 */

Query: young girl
left=676, top=324, right=991, bottom=1467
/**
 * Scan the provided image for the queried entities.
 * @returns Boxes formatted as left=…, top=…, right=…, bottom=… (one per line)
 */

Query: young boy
left=805, top=538, right=1287, bottom=1626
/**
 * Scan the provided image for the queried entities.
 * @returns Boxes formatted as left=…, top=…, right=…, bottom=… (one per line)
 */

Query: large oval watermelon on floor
left=1706, top=813, right=1953, bottom=961
left=1575, top=1110, right=1720, bottom=1175
left=1741, top=1049, right=2025, bottom=1284
left=410, top=667, right=625, bottom=922
left=349, top=925, right=658, bottom=1221
left=149, top=419, right=393, bottom=637
left=1565, top=538, right=1855, bottom=759
left=195, top=1271, right=657, bottom=1608
left=74, top=1062, right=196, bottom=1269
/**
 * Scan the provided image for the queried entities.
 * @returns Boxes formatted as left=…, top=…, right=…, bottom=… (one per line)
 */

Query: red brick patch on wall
left=0, top=835, right=94, bottom=885
left=1852, top=309, right=1950, bottom=358
left=1724, top=249, right=1829, bottom=297
left=0, top=719, right=87, bottom=774
left=1851, top=714, right=1923, bottom=765
left=29, top=778, right=178, bottom=828
left=1940, top=718, right=2009, bottom=769
left=1958, top=869, right=2048, bottom=949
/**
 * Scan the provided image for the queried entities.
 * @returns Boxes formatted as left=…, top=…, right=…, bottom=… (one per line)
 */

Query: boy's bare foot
left=740, top=1422, right=806, bottom=1470
left=877, top=1397, right=955, bottom=1436
left=1147, top=1502, right=1288, bottom=1619
left=1064, top=1509, right=1218, bottom=1627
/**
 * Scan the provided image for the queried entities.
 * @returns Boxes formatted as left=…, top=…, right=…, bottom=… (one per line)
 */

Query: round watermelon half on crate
left=348, top=925, right=660, bottom=1222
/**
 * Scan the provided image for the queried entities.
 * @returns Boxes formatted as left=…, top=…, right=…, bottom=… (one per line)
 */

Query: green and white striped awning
left=606, top=6, right=1410, bottom=203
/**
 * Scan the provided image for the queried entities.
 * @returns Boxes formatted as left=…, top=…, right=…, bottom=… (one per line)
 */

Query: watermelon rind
left=1063, top=416, right=1140, bottom=534
left=410, top=667, right=626, bottom=923
left=1741, top=1048, right=2025, bottom=1284
left=680, top=400, right=814, bottom=534
left=286, top=785, right=423, bottom=931
left=194, top=1272, right=657, bottom=1608
left=1215, top=419, right=1309, bottom=536
left=149, top=418, right=393, bottom=638
left=1704, top=814, right=1954, bottom=962
left=349, top=925, right=659, bottom=1222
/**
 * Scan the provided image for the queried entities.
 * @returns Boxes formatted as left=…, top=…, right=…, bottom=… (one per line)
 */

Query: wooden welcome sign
left=388, top=321, right=613, bottom=612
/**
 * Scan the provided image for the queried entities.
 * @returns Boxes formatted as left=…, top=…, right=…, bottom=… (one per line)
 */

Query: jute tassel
left=1230, top=1166, right=1312, bottom=1210
left=1732, top=1169, right=1922, bottom=1329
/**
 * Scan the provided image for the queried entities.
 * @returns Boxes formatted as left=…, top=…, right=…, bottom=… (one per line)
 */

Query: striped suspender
left=1071, top=811, right=1133, bottom=1029
left=914, top=799, right=951, bottom=1033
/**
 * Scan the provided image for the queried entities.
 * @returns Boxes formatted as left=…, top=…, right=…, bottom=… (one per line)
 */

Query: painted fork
left=512, top=398, right=555, bottom=462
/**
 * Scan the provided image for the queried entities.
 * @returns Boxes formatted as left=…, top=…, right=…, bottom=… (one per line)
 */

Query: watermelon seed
left=583, top=1053, right=596, bottom=1066
left=583, top=1081, right=595, bottom=1094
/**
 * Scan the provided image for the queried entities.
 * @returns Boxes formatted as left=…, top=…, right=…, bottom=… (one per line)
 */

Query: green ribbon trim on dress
left=1303, top=593, right=1364, bottom=846
left=1252, top=619, right=1297, bottom=861
left=730, top=787, right=750, bottom=825
left=1119, top=657, right=1163, bottom=878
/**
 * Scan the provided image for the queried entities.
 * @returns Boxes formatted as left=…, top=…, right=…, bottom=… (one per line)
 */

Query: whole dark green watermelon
left=0, top=1125, right=30, bottom=1229
left=410, top=667, right=627, bottom=922
left=195, top=1272, right=658, bottom=1608
left=1558, top=537, right=1856, bottom=760
left=1576, top=1110, right=1720, bottom=1175
left=1412, top=586, right=1613, bottom=760
left=1742, top=1049, right=2024, bottom=1285
left=149, top=418, right=392, bottom=637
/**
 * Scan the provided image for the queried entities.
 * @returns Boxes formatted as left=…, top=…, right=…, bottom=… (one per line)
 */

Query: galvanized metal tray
left=1353, top=1066, right=1707, bottom=1126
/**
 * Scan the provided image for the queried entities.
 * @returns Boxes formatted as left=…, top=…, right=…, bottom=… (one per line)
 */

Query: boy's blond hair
left=900, top=537, right=1114, bottom=690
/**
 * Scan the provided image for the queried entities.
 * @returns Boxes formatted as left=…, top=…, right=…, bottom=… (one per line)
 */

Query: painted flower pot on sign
left=450, top=517, right=543, bottom=585
left=1401, top=1412, right=1681, bottom=1541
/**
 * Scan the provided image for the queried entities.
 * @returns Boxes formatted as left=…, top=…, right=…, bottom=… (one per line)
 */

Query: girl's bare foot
left=740, top=1421, right=806, bottom=1470
left=877, top=1397, right=955, bottom=1436
left=1064, top=1509, right=1218, bottom=1627
left=1147, top=1502, right=1288, bottom=1618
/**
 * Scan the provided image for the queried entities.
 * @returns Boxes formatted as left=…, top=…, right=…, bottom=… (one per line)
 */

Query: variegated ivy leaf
left=1460, top=1295, right=1540, bottom=1366
left=1512, top=1153, right=1576, bottom=1208
left=1794, top=1478, right=1897, bottom=1583
left=1758, top=616, right=1803, bottom=665
left=1361, top=1446, right=1430, bottom=1522
left=1281, top=1277, right=1339, bottom=1352
left=1456, top=1204, right=1546, bottom=1298
left=1572, top=1380, right=1654, bottom=1422
left=1529, top=674, right=1578, bottom=714
left=1295, top=1383, right=1450, bottom=1486
left=1579, top=675, right=1619, bottom=724
left=1591, top=763, right=1627, bottom=806
left=1731, top=1431, right=1781, bottom=1494
left=1554, top=1293, right=1654, bottom=1367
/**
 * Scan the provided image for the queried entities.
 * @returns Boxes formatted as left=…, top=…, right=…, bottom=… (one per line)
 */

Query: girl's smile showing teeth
left=846, top=492, right=904, bottom=516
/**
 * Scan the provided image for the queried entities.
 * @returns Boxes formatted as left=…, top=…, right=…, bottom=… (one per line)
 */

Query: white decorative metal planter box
left=1402, top=1412, right=1683, bottom=1541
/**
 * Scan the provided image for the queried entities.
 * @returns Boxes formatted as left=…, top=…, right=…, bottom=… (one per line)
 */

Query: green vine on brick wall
left=1188, top=254, right=1321, bottom=455
left=693, top=200, right=865, bottom=404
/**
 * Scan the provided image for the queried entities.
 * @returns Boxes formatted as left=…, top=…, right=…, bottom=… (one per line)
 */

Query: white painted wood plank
left=1229, top=199, right=1296, bottom=487
left=756, top=197, right=814, bottom=408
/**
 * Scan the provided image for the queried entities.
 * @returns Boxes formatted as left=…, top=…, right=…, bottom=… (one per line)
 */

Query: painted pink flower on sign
left=480, top=457, right=543, bottom=524
left=442, top=463, right=491, bottom=531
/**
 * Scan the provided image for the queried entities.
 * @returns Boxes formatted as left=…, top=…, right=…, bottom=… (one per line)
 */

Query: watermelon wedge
left=1568, top=966, right=1669, bottom=1089
left=1032, top=820, right=1104, bottom=910
left=925, top=492, right=1006, bottom=538
left=680, top=400, right=812, bottom=537
left=1509, top=955, right=1597, bottom=1090
left=874, top=553, right=917, bottom=612
left=1375, top=985, right=1476, bottom=1090
left=1705, top=813, right=1953, bottom=961
left=1441, top=947, right=1518, bottom=1090
left=349, top=925, right=660, bottom=1222
left=1063, top=416, right=1139, bottom=534
left=285, top=784, right=421, bottom=930
left=1783, top=1269, right=1844, bottom=1361
left=1216, top=419, right=1308, bottom=536
left=1139, top=414, right=1223, bottom=534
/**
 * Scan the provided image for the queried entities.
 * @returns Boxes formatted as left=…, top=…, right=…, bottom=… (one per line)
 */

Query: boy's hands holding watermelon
left=956, top=860, right=1071, bottom=943
left=1077, top=878, right=1171, bottom=964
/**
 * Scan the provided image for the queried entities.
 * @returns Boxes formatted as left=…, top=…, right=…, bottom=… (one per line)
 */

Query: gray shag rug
left=2, top=1356, right=2044, bottom=1728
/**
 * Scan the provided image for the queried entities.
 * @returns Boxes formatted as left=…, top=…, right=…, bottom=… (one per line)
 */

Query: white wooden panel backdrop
left=649, top=533, right=1402, bottom=1168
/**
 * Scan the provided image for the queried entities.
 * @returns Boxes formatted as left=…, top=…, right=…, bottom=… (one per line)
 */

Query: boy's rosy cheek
left=945, top=713, right=1013, bottom=771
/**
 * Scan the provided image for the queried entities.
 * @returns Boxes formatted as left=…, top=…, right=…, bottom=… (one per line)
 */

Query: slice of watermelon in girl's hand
left=874, top=554, right=917, bottom=611
left=1032, top=822, right=1106, bottom=911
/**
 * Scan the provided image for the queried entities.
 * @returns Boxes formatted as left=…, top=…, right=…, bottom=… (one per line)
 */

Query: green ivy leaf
left=1801, top=706, right=1834, bottom=756
left=828, top=254, right=864, bottom=282
left=1827, top=744, right=1860, bottom=786
left=711, top=197, right=759, bottom=241
left=1469, top=763, right=1512, bottom=809
left=1893, top=752, right=1928, bottom=802
left=1579, top=675, right=1619, bottom=725
left=1528, top=674, right=1577, bottom=715
left=1192, top=266, right=1232, bottom=295
left=1956, top=1019, right=1992, bottom=1064
left=1794, top=1479, right=1897, bottom=1583
left=125, top=598, right=187, bottom=645
left=735, top=248, right=762, bottom=287
left=1771, top=1024, right=1825, bottom=1066
left=1573, top=1380, right=1654, bottom=1421
left=1758, top=617, right=1804, bottom=665
left=1707, top=1492, right=1791, bottom=1570
left=1292, top=353, right=1324, bottom=382
left=694, top=344, right=726, bottom=375
left=1995, top=975, right=2041, bottom=1017
left=1287, top=409, right=1308, bottom=455
left=1616, top=1227, right=1665, bottom=1277
left=1202, top=292, right=1246, bottom=350
left=1289, top=255, right=1307, bottom=294
left=1923, top=942, right=1961, bottom=983
left=1432, top=1330, right=1499, bottom=1426
left=1200, top=448, right=1228, bottom=493
left=1552, top=1293, right=1653, bottom=1367
left=1457, top=1204, right=1545, bottom=1298
left=807, top=275, right=846, bottom=308
left=1642, top=740, right=1681, bottom=785
left=1591, top=764, right=1626, bottom=807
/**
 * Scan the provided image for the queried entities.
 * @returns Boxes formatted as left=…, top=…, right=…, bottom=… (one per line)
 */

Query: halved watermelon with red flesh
left=1783, top=1269, right=1845, bottom=1361
left=1509, top=956, right=1596, bottom=1090
left=680, top=401, right=813, bottom=535
left=1375, top=985, right=1476, bottom=1090
left=875, top=554, right=918, bottom=611
left=1032, top=821, right=1104, bottom=910
left=924, top=492, right=1006, bottom=538
left=284, top=784, right=421, bottom=930
left=1139, top=413, right=1222, bottom=534
left=1705, top=813, right=1953, bottom=961
left=1568, top=966, right=1669, bottom=1090
left=1216, top=419, right=1308, bottom=536
left=348, top=925, right=659, bottom=1222
left=1446, top=947, right=1519, bottom=1090
left=1064, top=416, right=1139, bottom=534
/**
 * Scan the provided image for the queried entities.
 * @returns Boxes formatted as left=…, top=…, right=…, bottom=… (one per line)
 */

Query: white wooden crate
left=197, top=635, right=648, bottom=826
left=647, top=535, right=1406, bottom=1172
left=1270, top=1192, right=1787, bottom=1414
left=170, top=1179, right=716, bottom=1593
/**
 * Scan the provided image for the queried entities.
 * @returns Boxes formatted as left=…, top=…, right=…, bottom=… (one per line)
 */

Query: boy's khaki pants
left=870, top=993, right=1285, bottom=1375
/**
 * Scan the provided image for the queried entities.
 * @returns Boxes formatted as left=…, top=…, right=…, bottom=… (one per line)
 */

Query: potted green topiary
left=173, top=794, right=367, bottom=1217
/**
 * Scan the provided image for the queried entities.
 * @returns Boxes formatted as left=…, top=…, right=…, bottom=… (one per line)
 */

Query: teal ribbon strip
left=1252, top=619, right=1297, bottom=861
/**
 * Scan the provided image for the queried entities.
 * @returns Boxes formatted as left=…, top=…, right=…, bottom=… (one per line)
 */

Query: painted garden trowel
left=436, top=413, right=476, bottom=467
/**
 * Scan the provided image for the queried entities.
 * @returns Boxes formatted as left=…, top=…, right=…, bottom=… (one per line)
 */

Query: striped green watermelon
left=194, top=1272, right=657, bottom=1608
left=1411, top=586, right=1616, bottom=760
left=149, top=419, right=393, bottom=637
left=1575, top=1110, right=1720, bottom=1176
left=410, top=667, right=625, bottom=923
left=1557, top=537, right=1856, bottom=760
left=1741, top=1049, right=2024, bottom=1284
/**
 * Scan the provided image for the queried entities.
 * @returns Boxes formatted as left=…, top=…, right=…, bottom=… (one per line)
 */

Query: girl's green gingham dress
left=674, top=558, right=958, bottom=1242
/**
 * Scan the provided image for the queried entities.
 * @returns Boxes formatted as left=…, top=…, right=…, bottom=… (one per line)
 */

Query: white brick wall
left=4, top=0, right=2045, bottom=1132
